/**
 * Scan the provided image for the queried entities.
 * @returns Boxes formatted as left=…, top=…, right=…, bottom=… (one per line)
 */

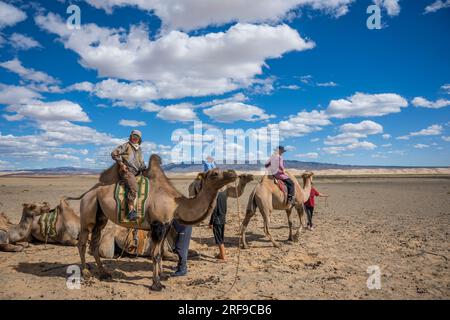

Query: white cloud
left=374, top=0, right=401, bottom=16
left=119, top=119, right=146, bottom=127
left=382, top=133, right=391, bottom=139
left=412, top=96, right=450, bottom=109
left=322, top=146, right=345, bottom=154
left=317, top=81, right=337, bottom=87
left=324, top=132, right=366, bottom=145
left=410, top=124, right=443, bottom=137
left=326, top=92, right=408, bottom=118
left=414, top=144, right=429, bottom=149
left=441, top=84, right=450, bottom=94
left=85, top=0, right=354, bottom=31
left=0, top=59, right=58, bottom=84
left=296, top=152, right=319, bottom=159
left=442, top=136, right=450, bottom=142
left=35, top=13, right=314, bottom=100
left=54, top=154, right=80, bottom=161
left=4, top=100, right=90, bottom=122
left=66, top=81, right=94, bottom=92
left=339, top=120, right=383, bottom=135
left=381, top=143, right=392, bottom=147
left=310, top=138, right=320, bottom=142
left=140, top=102, right=163, bottom=112
left=0, top=84, right=41, bottom=104
left=203, top=102, right=274, bottom=123
left=0, top=1, right=26, bottom=29
left=270, top=109, right=331, bottom=139
left=424, top=0, right=450, bottom=14
left=157, top=103, right=198, bottom=122
left=396, top=135, right=409, bottom=140
left=93, top=79, right=157, bottom=102
left=325, top=120, right=382, bottom=145
left=9, top=33, right=41, bottom=50
left=346, top=141, right=377, bottom=150
left=279, top=84, right=301, bottom=90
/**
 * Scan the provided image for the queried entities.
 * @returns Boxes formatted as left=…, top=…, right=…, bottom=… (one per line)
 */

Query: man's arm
left=111, top=143, right=127, bottom=170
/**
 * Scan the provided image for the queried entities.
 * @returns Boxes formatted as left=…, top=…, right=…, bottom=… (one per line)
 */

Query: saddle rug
left=38, top=207, right=58, bottom=241
left=114, top=175, right=150, bottom=226
left=272, top=177, right=289, bottom=204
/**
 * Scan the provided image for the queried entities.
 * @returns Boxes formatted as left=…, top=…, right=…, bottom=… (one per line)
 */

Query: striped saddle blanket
left=114, top=175, right=150, bottom=226
left=38, top=207, right=58, bottom=241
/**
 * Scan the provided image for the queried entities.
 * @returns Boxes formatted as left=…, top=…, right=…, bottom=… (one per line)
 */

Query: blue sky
left=0, top=0, right=449, bottom=169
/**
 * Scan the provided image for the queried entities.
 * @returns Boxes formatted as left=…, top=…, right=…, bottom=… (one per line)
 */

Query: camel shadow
left=13, top=258, right=174, bottom=284
left=192, top=232, right=268, bottom=248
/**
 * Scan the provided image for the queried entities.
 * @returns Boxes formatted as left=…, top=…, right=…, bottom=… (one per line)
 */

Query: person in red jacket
left=304, top=184, right=328, bottom=231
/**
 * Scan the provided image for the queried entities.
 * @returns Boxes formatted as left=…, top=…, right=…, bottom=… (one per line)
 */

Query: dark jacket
left=209, top=191, right=227, bottom=225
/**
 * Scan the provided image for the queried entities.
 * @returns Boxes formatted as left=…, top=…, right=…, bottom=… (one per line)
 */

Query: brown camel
left=30, top=198, right=80, bottom=246
left=240, top=171, right=314, bottom=249
left=188, top=173, right=254, bottom=198
left=0, top=202, right=51, bottom=252
left=70, top=154, right=237, bottom=291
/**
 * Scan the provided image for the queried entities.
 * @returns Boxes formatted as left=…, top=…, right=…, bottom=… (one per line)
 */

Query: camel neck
left=175, top=184, right=218, bottom=225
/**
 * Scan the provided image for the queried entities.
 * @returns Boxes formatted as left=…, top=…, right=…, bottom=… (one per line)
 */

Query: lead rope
left=224, top=180, right=242, bottom=295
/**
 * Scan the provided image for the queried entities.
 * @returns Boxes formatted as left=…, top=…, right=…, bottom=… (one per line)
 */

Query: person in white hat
left=111, top=129, right=146, bottom=221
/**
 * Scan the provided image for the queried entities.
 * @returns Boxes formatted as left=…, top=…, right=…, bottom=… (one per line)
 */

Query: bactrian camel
left=240, top=171, right=314, bottom=248
left=98, top=221, right=178, bottom=261
left=30, top=198, right=80, bottom=246
left=69, top=154, right=237, bottom=291
left=0, top=202, right=51, bottom=252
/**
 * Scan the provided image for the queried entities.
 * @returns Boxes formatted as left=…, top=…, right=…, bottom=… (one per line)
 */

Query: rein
left=223, top=179, right=242, bottom=295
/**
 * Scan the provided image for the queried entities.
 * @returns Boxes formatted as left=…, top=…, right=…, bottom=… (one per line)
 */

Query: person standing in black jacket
left=209, top=190, right=228, bottom=261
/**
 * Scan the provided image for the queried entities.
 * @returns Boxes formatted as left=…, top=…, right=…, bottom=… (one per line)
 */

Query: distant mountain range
left=2, top=161, right=447, bottom=175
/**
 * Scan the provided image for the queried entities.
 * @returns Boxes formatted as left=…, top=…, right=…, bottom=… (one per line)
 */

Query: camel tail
left=63, top=182, right=103, bottom=201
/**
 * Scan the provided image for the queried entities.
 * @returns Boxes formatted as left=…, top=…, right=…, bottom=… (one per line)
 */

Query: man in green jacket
left=111, top=129, right=146, bottom=221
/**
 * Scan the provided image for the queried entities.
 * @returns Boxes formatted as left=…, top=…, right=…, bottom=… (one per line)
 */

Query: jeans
left=284, top=178, right=295, bottom=199
left=172, top=220, right=192, bottom=270
left=305, top=205, right=314, bottom=227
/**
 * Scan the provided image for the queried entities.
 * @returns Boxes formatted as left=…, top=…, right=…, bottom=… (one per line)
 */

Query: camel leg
left=286, top=208, right=294, bottom=242
left=260, top=208, right=280, bottom=248
left=78, top=227, right=91, bottom=279
left=0, top=243, right=24, bottom=252
left=149, top=221, right=168, bottom=291
left=78, top=194, right=97, bottom=279
left=15, top=241, right=29, bottom=248
left=240, top=209, right=256, bottom=249
left=293, top=205, right=305, bottom=242
left=61, top=239, right=78, bottom=246
left=90, top=207, right=111, bottom=280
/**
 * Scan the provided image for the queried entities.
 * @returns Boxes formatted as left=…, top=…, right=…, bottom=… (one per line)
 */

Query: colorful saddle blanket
left=38, top=207, right=58, bottom=241
left=114, top=175, right=150, bottom=225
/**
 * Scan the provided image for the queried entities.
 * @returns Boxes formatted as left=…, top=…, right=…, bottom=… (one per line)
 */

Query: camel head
left=301, top=171, right=314, bottom=184
left=239, top=173, right=254, bottom=184
left=22, top=202, right=51, bottom=217
left=198, top=168, right=237, bottom=191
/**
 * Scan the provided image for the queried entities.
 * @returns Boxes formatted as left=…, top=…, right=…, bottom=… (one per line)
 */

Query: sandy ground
left=0, top=175, right=449, bottom=300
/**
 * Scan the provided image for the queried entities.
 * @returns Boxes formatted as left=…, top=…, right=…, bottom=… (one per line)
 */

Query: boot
left=172, top=264, right=188, bottom=277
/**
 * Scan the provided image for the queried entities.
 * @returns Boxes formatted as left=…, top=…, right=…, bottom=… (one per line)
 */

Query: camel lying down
left=98, top=221, right=178, bottom=261
left=0, top=199, right=80, bottom=252
left=0, top=202, right=51, bottom=252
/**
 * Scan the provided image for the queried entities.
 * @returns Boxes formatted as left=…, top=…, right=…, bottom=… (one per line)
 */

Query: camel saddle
left=268, top=176, right=289, bottom=203
left=114, top=175, right=150, bottom=226
left=38, top=207, right=59, bottom=241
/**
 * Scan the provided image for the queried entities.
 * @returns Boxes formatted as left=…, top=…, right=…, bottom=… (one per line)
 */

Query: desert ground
left=0, top=174, right=449, bottom=299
